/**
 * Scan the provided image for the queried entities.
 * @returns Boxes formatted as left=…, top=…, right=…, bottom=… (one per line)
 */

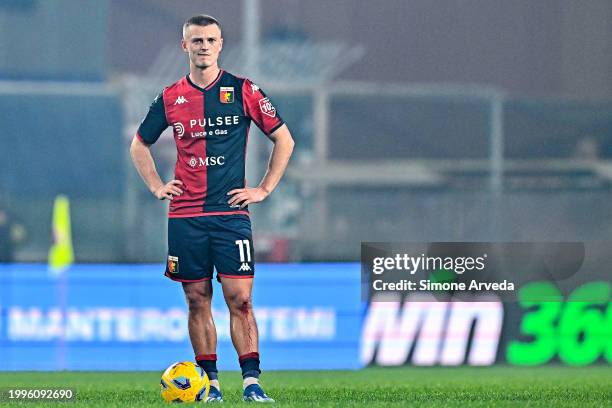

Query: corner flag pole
left=48, top=194, right=74, bottom=274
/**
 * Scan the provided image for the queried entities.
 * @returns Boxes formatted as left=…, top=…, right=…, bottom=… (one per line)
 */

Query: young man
left=130, top=14, right=294, bottom=403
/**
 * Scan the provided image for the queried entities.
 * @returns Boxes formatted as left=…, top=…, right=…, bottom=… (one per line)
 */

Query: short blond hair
left=183, top=14, right=222, bottom=38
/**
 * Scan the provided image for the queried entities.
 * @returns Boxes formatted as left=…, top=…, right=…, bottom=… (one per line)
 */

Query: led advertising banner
left=361, top=242, right=611, bottom=367
left=1, top=261, right=609, bottom=371
left=361, top=284, right=611, bottom=367
left=0, top=263, right=362, bottom=371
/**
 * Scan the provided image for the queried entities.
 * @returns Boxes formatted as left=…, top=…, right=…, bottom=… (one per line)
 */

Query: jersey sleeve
left=242, top=79, right=284, bottom=136
left=136, top=91, right=168, bottom=144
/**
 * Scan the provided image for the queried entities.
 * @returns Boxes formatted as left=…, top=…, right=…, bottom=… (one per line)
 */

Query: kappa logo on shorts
left=167, top=256, right=179, bottom=274
left=239, top=263, right=251, bottom=272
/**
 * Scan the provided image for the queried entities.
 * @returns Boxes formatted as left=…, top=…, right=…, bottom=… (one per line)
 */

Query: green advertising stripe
left=507, top=281, right=611, bottom=366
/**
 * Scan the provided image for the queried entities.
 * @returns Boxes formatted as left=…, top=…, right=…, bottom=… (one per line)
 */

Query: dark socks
left=195, top=354, right=219, bottom=381
left=238, top=352, right=261, bottom=379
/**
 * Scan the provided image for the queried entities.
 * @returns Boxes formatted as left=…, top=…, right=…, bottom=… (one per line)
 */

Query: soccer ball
left=160, top=361, right=210, bottom=403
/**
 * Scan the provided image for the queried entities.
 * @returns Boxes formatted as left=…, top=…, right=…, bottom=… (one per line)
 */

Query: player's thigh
left=165, top=217, right=214, bottom=282
left=210, top=214, right=255, bottom=279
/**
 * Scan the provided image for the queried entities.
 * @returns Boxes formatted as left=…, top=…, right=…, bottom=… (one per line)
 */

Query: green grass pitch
left=0, top=367, right=610, bottom=407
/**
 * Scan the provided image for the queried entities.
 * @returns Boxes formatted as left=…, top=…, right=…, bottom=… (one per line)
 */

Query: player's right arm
left=130, top=138, right=183, bottom=200
left=129, top=92, right=183, bottom=201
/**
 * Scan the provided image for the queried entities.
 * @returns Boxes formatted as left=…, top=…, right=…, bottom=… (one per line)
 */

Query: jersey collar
left=186, top=70, right=224, bottom=92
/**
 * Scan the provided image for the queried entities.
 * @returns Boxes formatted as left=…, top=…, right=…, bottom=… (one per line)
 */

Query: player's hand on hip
left=154, top=180, right=183, bottom=200
left=227, top=186, right=269, bottom=209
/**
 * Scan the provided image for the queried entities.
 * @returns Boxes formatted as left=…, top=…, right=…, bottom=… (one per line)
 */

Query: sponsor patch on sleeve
left=258, top=97, right=276, bottom=118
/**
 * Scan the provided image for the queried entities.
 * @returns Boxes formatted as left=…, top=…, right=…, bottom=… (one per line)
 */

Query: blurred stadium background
left=0, top=0, right=611, bottom=374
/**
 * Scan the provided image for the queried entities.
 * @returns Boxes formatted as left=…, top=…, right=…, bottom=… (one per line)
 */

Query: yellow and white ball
left=160, top=361, right=210, bottom=403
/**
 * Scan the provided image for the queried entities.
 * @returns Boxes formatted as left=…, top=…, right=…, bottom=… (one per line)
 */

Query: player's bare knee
left=184, top=287, right=212, bottom=312
left=187, top=295, right=211, bottom=312
left=227, top=293, right=252, bottom=314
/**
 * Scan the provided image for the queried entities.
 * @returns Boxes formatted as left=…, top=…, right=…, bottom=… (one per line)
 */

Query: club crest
left=220, top=87, right=234, bottom=103
left=167, top=255, right=179, bottom=274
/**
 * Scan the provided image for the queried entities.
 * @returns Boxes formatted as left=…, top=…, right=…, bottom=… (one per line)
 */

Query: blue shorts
left=164, top=214, right=255, bottom=282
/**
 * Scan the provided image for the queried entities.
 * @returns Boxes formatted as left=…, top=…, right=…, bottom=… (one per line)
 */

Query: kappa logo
left=258, top=97, right=276, bottom=118
left=174, top=95, right=188, bottom=105
left=239, top=263, right=252, bottom=272
left=250, top=83, right=260, bottom=94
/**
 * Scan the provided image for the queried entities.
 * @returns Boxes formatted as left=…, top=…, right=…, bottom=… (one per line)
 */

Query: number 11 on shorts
left=235, top=239, right=252, bottom=263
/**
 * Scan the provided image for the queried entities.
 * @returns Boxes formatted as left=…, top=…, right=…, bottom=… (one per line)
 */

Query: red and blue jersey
left=136, top=70, right=284, bottom=218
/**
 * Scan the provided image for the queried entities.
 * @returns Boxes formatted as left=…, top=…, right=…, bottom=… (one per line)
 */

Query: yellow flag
left=48, top=195, right=74, bottom=273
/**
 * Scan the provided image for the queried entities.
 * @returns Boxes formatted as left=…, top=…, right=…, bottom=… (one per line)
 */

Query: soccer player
left=130, top=14, right=294, bottom=403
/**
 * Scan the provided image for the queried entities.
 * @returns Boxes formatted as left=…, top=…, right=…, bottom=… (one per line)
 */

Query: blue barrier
left=0, top=263, right=362, bottom=371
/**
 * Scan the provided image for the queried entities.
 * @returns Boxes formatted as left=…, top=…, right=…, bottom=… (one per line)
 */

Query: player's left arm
left=227, top=124, right=294, bottom=208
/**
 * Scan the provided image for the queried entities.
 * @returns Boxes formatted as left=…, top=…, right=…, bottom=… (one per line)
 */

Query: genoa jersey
left=136, top=70, right=284, bottom=217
